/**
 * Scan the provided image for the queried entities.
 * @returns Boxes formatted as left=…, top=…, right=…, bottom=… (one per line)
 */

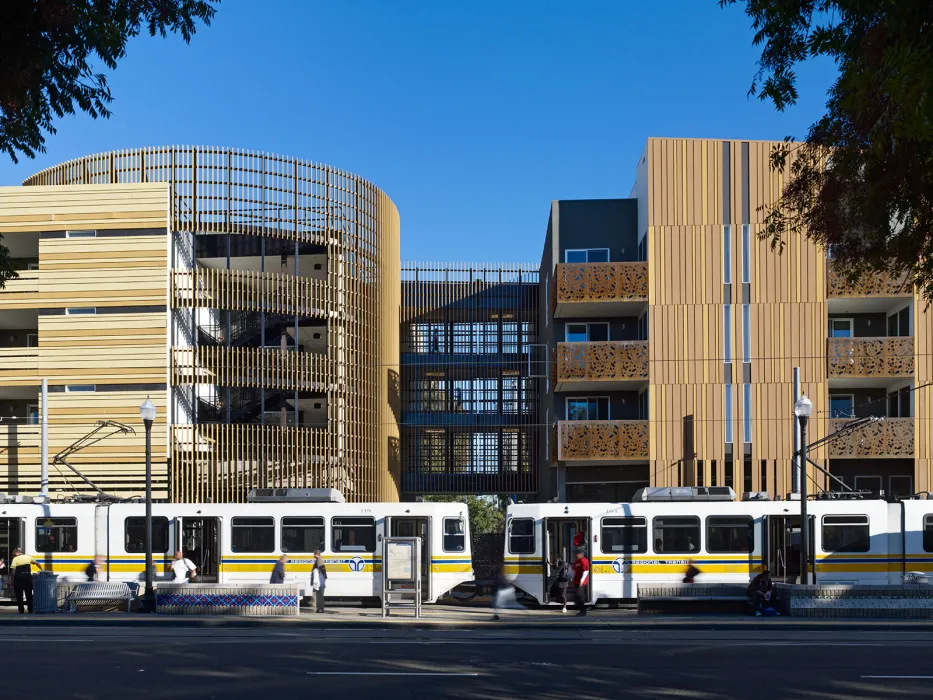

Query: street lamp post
left=794, top=394, right=812, bottom=585
left=139, top=397, right=157, bottom=611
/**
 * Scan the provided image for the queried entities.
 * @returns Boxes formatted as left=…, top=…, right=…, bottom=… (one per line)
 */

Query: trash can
left=33, top=572, right=59, bottom=614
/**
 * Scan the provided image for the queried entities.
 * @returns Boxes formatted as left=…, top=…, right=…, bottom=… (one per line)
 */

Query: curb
left=1, top=615, right=933, bottom=632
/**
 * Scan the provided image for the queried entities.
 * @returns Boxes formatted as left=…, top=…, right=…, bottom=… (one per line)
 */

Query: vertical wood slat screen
left=26, top=147, right=400, bottom=503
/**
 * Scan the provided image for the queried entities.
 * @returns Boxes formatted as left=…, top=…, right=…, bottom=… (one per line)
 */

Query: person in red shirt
left=570, top=547, right=590, bottom=616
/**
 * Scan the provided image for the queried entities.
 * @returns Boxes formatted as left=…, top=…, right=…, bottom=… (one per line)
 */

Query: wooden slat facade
left=2, top=147, right=401, bottom=503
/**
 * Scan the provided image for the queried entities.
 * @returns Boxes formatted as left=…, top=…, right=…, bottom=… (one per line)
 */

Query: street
left=2, top=625, right=932, bottom=699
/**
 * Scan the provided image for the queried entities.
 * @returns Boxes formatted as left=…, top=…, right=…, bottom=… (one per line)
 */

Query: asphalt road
left=3, top=626, right=933, bottom=699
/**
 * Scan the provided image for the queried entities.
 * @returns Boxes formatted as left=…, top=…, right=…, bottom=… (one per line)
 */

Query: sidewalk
left=3, top=601, right=933, bottom=630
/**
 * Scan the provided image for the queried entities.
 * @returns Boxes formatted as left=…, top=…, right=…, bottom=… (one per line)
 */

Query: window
left=443, top=517, right=466, bottom=552
left=601, top=517, right=647, bottom=554
left=741, top=224, right=751, bottom=284
left=828, top=318, right=853, bottom=338
left=829, top=395, right=855, bottom=419
left=706, top=516, right=754, bottom=553
left=125, top=516, right=169, bottom=553
left=66, top=230, right=97, bottom=238
left=923, top=515, right=933, bottom=553
left=743, top=383, right=752, bottom=443
left=742, top=304, right=751, bottom=363
left=35, top=517, right=78, bottom=552
left=65, top=307, right=96, bottom=316
left=652, top=516, right=700, bottom=554
left=887, top=307, right=910, bottom=337
left=231, top=517, right=275, bottom=553
left=724, top=384, right=734, bottom=444
left=65, top=385, right=96, bottom=393
left=27, top=404, right=39, bottom=425
left=855, top=476, right=882, bottom=498
left=332, top=517, right=375, bottom=552
left=565, top=323, right=608, bottom=343
left=888, top=386, right=912, bottom=418
left=890, top=475, right=913, bottom=500
left=26, top=333, right=38, bottom=347
left=723, top=225, right=732, bottom=284
left=26, top=262, right=39, bottom=271
left=821, top=515, right=870, bottom=553
left=723, top=305, right=733, bottom=363
left=565, top=249, right=609, bottom=263
left=508, top=518, right=535, bottom=554
left=566, top=397, right=608, bottom=421
left=281, top=517, right=324, bottom=553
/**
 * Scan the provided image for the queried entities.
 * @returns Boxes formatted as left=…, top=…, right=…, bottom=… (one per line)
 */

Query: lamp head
left=794, top=394, right=812, bottom=419
left=139, top=397, right=157, bottom=424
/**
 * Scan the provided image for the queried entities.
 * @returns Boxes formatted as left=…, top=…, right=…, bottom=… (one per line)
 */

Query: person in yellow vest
left=9, top=548, right=42, bottom=614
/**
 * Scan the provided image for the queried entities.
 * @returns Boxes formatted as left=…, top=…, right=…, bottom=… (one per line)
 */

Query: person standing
left=170, top=550, right=197, bottom=583
left=85, top=555, right=105, bottom=582
left=9, top=547, right=41, bottom=614
left=570, top=547, right=590, bottom=617
left=270, top=555, right=288, bottom=584
left=311, top=551, right=326, bottom=613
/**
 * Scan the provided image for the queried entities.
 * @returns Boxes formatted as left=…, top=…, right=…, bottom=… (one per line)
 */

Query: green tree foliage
left=424, top=495, right=506, bottom=535
left=722, top=1, right=933, bottom=299
left=0, top=1, right=218, bottom=163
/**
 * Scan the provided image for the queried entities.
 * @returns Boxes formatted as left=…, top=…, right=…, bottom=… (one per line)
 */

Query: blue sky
left=0, top=1, right=836, bottom=263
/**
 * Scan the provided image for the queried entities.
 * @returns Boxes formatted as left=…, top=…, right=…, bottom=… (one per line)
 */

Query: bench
left=66, top=582, right=136, bottom=613
left=637, top=583, right=749, bottom=614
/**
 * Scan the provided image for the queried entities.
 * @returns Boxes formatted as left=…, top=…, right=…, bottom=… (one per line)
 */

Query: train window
left=508, top=518, right=535, bottom=554
left=600, top=517, right=647, bottom=554
left=443, top=518, right=466, bottom=552
left=332, top=517, right=376, bottom=552
left=921, top=515, right=933, bottom=553
left=231, top=517, right=275, bottom=553
left=125, top=517, right=169, bottom=553
left=821, top=515, right=870, bottom=553
left=35, top=517, right=78, bottom=552
left=652, top=516, right=700, bottom=554
left=706, top=516, right=754, bottom=553
left=281, top=517, right=325, bottom=553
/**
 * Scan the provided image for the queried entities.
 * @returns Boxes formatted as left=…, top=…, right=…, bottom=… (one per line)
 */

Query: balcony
left=828, top=418, right=914, bottom=458
left=556, top=341, right=648, bottom=391
left=554, top=262, right=648, bottom=318
left=0, top=347, right=39, bottom=385
left=0, top=271, right=39, bottom=310
left=557, top=420, right=649, bottom=462
left=827, top=337, right=913, bottom=385
left=827, top=264, right=912, bottom=313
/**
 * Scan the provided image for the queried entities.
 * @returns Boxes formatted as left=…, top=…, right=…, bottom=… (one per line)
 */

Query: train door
left=0, top=518, right=23, bottom=598
left=543, top=517, right=590, bottom=603
left=387, top=516, right=431, bottom=601
left=176, top=517, right=221, bottom=583
left=764, top=515, right=814, bottom=584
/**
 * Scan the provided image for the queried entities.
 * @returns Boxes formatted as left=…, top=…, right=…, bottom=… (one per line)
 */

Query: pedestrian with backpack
left=548, top=559, right=571, bottom=613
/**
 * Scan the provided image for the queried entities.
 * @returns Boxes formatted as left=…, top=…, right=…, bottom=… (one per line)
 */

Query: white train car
left=0, top=497, right=472, bottom=604
left=503, top=489, right=933, bottom=604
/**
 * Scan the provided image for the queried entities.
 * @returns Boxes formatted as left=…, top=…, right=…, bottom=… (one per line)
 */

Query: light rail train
left=0, top=491, right=472, bottom=603
left=503, top=488, right=933, bottom=604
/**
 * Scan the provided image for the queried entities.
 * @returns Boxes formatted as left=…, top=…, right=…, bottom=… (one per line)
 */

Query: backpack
left=85, top=562, right=96, bottom=581
left=556, top=563, right=570, bottom=583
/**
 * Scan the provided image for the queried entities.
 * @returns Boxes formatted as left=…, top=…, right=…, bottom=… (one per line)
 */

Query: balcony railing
left=827, top=265, right=911, bottom=298
left=557, top=420, right=649, bottom=461
left=828, top=418, right=914, bottom=458
left=555, top=262, right=648, bottom=305
left=172, top=347, right=329, bottom=392
left=556, top=341, right=648, bottom=384
left=827, top=337, right=914, bottom=378
left=0, top=347, right=39, bottom=384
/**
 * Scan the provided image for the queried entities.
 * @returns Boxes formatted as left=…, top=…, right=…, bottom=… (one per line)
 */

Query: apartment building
left=539, top=137, right=929, bottom=503
left=0, top=138, right=926, bottom=504
left=0, top=147, right=400, bottom=502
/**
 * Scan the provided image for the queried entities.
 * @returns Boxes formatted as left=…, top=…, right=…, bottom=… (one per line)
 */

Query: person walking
left=170, top=550, right=197, bottom=583
left=270, top=555, right=288, bottom=584
left=9, top=547, right=41, bottom=614
left=85, top=555, right=105, bottom=582
left=311, top=551, right=326, bottom=613
left=548, top=559, right=571, bottom=613
left=569, top=547, right=590, bottom=617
